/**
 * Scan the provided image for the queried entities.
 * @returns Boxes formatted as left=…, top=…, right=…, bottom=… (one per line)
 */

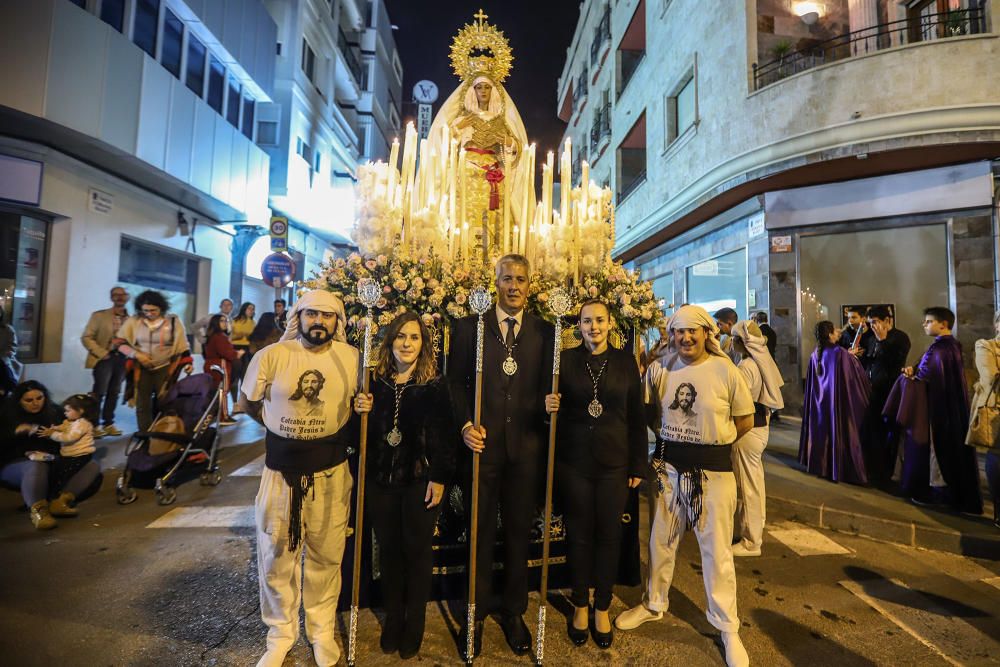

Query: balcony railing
left=590, top=6, right=611, bottom=66
left=573, top=68, right=589, bottom=110
left=752, top=6, right=987, bottom=90
left=590, top=103, right=611, bottom=154
left=338, top=28, right=364, bottom=87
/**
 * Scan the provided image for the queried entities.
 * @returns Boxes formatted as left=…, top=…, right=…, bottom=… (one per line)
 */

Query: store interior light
left=793, top=2, right=822, bottom=24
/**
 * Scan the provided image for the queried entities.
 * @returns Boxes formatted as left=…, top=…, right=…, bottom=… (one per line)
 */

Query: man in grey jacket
left=81, top=286, right=130, bottom=436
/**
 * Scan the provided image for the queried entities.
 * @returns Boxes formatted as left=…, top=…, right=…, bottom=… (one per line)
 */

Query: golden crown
left=449, top=9, right=513, bottom=84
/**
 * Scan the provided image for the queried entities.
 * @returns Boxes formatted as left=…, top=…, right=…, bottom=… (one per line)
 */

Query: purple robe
left=890, top=336, right=982, bottom=513
left=799, top=345, right=871, bottom=484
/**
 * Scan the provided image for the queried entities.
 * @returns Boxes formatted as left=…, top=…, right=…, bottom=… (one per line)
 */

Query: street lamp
left=793, top=2, right=822, bottom=25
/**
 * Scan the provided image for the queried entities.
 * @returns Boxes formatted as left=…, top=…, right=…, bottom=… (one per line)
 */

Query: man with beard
left=240, top=290, right=358, bottom=667
left=448, top=254, right=554, bottom=658
left=669, top=382, right=699, bottom=427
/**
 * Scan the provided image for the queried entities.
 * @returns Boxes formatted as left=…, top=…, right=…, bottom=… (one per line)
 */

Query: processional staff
left=347, top=278, right=381, bottom=667
left=465, top=285, right=493, bottom=665
left=535, top=287, right=572, bottom=665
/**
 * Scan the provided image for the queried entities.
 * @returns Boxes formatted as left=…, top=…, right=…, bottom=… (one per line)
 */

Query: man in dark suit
left=448, top=254, right=554, bottom=658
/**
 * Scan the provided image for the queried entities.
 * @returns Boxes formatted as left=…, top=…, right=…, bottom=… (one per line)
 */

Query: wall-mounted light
left=793, top=2, right=822, bottom=25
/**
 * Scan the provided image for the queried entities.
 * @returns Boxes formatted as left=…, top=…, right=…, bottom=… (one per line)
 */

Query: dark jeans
left=987, top=451, right=1000, bottom=521
left=559, top=464, right=629, bottom=610
left=136, top=366, right=170, bottom=432
left=368, top=480, right=441, bottom=630
left=467, top=452, right=540, bottom=618
left=92, top=354, right=127, bottom=426
left=0, top=459, right=48, bottom=506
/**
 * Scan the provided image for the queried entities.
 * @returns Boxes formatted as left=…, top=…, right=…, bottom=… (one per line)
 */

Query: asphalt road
left=1, top=417, right=999, bottom=666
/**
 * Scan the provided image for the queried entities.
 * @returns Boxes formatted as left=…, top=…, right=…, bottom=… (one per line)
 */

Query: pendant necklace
left=493, top=331, right=520, bottom=376
left=386, top=376, right=409, bottom=447
left=585, top=354, right=610, bottom=418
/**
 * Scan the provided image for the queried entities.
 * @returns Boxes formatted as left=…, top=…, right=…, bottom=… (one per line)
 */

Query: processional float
left=310, top=9, right=661, bottom=665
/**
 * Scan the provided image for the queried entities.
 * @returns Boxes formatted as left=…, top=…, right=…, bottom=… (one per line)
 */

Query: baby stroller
left=116, top=366, right=226, bottom=506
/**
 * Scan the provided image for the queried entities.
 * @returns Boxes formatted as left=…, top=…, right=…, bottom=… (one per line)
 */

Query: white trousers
left=255, top=463, right=353, bottom=666
left=645, top=463, right=740, bottom=633
left=732, top=425, right=768, bottom=551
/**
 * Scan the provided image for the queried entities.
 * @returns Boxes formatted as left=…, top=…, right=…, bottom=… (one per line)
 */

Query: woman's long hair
left=814, top=320, right=836, bottom=375
left=234, top=302, right=255, bottom=322
left=249, top=312, right=280, bottom=344
left=206, top=314, right=229, bottom=339
left=374, top=311, right=437, bottom=385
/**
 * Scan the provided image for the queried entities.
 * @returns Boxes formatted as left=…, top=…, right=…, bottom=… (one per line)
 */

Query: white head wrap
left=280, top=290, right=347, bottom=344
left=668, top=305, right=728, bottom=359
left=731, top=320, right=785, bottom=409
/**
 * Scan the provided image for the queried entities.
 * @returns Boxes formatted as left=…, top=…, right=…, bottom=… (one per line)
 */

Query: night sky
left=384, top=0, right=579, bottom=156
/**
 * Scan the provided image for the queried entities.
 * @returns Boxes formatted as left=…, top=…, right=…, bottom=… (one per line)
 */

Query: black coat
left=555, top=345, right=648, bottom=478
left=447, top=311, right=554, bottom=466
left=362, top=376, right=456, bottom=487
left=0, top=400, right=61, bottom=466
left=867, top=328, right=911, bottom=395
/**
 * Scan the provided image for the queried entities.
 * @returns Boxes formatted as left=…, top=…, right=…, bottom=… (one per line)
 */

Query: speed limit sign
left=270, top=216, right=288, bottom=251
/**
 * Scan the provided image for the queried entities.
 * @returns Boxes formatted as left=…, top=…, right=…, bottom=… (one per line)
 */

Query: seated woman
left=799, top=320, right=870, bottom=485
left=0, top=381, right=62, bottom=529
left=544, top=300, right=646, bottom=650
left=353, top=311, right=455, bottom=659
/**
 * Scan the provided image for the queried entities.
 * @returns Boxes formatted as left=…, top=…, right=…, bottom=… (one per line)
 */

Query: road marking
left=767, top=524, right=851, bottom=556
left=147, top=505, right=254, bottom=529
left=230, top=454, right=265, bottom=477
left=840, top=578, right=1000, bottom=666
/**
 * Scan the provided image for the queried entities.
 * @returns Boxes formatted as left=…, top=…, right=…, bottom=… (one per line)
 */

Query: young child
left=40, top=394, right=99, bottom=517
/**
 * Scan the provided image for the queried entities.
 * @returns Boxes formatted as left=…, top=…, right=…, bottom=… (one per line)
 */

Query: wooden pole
left=465, top=305, right=487, bottom=664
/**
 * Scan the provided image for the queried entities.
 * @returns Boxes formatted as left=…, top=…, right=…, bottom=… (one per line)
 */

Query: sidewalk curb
left=768, top=494, right=1000, bottom=561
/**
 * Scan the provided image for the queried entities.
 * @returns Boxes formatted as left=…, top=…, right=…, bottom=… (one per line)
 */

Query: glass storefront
left=0, top=212, right=48, bottom=360
left=686, top=247, right=748, bottom=318
left=118, top=237, right=199, bottom=324
left=646, top=272, right=674, bottom=345
left=797, top=224, right=949, bottom=377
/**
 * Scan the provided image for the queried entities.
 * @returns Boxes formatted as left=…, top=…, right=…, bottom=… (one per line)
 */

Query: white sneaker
left=614, top=603, right=663, bottom=630
left=255, top=647, right=289, bottom=667
left=732, top=543, right=762, bottom=557
left=722, top=631, right=750, bottom=667
left=312, top=638, right=341, bottom=667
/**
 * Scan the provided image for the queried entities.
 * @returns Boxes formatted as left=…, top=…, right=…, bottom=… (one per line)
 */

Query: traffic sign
left=270, top=215, right=288, bottom=251
left=261, top=252, right=296, bottom=288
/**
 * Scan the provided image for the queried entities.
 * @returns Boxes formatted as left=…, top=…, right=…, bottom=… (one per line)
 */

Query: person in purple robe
left=799, top=320, right=870, bottom=485
left=899, top=307, right=983, bottom=514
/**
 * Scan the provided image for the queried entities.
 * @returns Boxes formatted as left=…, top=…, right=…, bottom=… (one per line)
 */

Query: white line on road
left=229, top=454, right=265, bottom=477
left=147, top=505, right=254, bottom=529
left=840, top=578, right=1000, bottom=666
left=767, top=524, right=852, bottom=556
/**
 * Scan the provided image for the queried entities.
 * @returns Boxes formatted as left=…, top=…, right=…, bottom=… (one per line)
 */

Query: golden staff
left=465, top=285, right=493, bottom=664
left=347, top=278, right=381, bottom=667
left=535, top=287, right=572, bottom=665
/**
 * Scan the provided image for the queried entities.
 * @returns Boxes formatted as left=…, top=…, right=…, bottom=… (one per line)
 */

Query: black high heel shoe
left=591, top=610, right=613, bottom=649
left=568, top=607, right=589, bottom=646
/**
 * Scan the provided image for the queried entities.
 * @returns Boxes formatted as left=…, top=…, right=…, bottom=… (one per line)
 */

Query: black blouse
left=555, top=345, right=648, bottom=478
left=0, top=401, right=61, bottom=466
left=362, top=375, right=457, bottom=488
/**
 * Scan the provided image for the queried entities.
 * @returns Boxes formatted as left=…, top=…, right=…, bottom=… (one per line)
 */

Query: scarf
left=280, top=290, right=347, bottom=343
left=731, top=320, right=785, bottom=410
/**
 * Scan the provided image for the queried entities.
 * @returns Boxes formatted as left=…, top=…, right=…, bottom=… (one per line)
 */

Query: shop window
left=616, top=112, right=646, bottom=204
left=797, top=225, right=949, bottom=379
left=161, top=9, right=184, bottom=79
left=118, top=237, right=199, bottom=326
left=646, top=272, right=674, bottom=344
left=99, top=0, right=126, bottom=33
left=686, top=247, right=748, bottom=320
left=226, top=78, right=241, bottom=129
left=186, top=35, right=207, bottom=97
left=0, top=213, right=48, bottom=361
left=132, top=0, right=160, bottom=58
left=207, top=57, right=225, bottom=113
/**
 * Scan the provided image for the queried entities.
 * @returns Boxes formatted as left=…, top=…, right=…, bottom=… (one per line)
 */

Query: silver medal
left=588, top=399, right=603, bottom=418
left=503, top=355, right=518, bottom=376
left=386, top=428, right=402, bottom=447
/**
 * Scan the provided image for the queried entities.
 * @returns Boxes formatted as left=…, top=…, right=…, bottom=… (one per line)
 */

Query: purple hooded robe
left=884, top=336, right=982, bottom=513
left=799, top=344, right=871, bottom=485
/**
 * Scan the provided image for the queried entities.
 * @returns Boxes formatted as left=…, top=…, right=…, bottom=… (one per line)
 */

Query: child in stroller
left=116, top=367, right=226, bottom=505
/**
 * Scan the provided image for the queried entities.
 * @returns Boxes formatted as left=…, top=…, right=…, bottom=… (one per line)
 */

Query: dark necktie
left=505, top=317, right=517, bottom=349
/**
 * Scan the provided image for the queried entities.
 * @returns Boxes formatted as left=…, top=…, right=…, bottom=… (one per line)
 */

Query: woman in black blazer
left=545, top=299, right=647, bottom=649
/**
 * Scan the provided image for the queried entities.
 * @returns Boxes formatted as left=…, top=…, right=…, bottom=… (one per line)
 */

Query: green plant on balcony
left=771, top=39, right=794, bottom=62
left=944, top=11, right=967, bottom=36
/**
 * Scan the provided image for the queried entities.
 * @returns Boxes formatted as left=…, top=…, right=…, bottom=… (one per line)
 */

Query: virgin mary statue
left=428, top=10, right=530, bottom=257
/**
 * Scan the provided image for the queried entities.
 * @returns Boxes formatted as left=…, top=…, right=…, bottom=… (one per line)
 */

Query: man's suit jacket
left=81, top=308, right=125, bottom=369
left=447, top=310, right=554, bottom=467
